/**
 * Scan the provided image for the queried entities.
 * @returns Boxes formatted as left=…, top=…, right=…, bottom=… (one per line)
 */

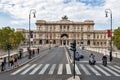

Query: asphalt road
left=0, top=47, right=120, bottom=80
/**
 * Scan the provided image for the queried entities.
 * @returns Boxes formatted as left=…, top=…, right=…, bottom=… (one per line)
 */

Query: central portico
left=60, top=33, right=69, bottom=45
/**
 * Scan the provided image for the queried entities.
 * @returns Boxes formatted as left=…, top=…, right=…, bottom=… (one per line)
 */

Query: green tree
left=112, top=27, right=120, bottom=50
left=0, top=26, right=25, bottom=50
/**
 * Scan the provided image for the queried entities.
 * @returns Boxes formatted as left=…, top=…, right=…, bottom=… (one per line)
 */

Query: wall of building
left=17, top=18, right=112, bottom=48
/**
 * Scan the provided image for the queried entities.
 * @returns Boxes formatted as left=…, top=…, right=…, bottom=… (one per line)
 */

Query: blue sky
left=0, top=0, right=120, bottom=30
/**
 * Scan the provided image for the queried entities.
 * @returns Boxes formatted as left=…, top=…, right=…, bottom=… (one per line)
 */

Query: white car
left=75, top=52, right=84, bottom=61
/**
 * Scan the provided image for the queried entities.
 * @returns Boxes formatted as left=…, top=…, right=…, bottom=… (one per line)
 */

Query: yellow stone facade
left=17, top=17, right=111, bottom=48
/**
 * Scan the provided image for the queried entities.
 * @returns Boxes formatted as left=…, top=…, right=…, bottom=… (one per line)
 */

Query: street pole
left=105, top=9, right=112, bottom=61
left=73, top=40, right=76, bottom=79
left=81, top=27, right=84, bottom=49
left=7, top=43, right=11, bottom=67
left=28, top=9, right=36, bottom=59
left=73, top=49, right=75, bottom=79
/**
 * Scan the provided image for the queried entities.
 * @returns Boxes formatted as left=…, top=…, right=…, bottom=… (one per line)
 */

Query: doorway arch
left=60, top=34, right=69, bottom=45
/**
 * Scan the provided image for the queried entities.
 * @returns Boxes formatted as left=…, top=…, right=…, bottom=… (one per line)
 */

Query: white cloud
left=0, top=0, right=120, bottom=29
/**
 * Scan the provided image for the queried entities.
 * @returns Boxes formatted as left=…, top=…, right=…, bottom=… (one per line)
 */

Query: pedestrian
left=19, top=49, right=23, bottom=59
left=3, top=57, right=6, bottom=70
left=37, top=47, right=39, bottom=54
left=28, top=49, right=32, bottom=59
left=10, top=56, right=14, bottom=68
left=17, top=53, right=20, bottom=59
left=14, top=55, right=18, bottom=67
left=33, top=49, right=35, bottom=57
left=1, top=58, right=5, bottom=71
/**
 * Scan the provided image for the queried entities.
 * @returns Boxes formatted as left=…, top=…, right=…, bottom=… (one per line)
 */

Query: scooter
left=89, top=57, right=96, bottom=65
left=102, top=56, right=107, bottom=66
left=102, top=57, right=107, bottom=66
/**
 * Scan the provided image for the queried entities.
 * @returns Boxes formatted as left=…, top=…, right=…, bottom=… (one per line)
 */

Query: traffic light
left=30, top=31, right=33, bottom=38
left=70, top=40, right=76, bottom=52
left=7, top=44, right=11, bottom=50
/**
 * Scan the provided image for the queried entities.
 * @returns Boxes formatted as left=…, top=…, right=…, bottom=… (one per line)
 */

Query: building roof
left=36, top=19, right=94, bottom=25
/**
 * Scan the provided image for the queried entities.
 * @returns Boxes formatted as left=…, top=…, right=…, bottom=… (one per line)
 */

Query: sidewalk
left=85, top=47, right=120, bottom=65
left=85, top=47, right=120, bottom=58
left=0, top=45, right=49, bottom=73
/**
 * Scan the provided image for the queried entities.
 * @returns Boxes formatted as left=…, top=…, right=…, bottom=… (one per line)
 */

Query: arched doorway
left=60, top=34, right=69, bottom=45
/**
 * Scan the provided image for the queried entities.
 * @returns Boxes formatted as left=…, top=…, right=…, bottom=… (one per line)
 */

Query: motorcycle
left=89, top=57, right=96, bottom=65
left=102, top=56, right=107, bottom=66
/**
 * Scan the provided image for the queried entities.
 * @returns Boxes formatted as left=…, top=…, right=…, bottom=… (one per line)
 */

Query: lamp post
left=81, top=27, right=84, bottom=49
left=105, top=9, right=112, bottom=61
left=28, top=9, right=36, bottom=59
left=29, top=9, right=36, bottom=49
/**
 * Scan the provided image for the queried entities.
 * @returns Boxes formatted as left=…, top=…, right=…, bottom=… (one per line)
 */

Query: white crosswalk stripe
left=39, top=64, right=50, bottom=74
left=114, top=65, right=120, bottom=70
left=108, top=65, right=120, bottom=73
left=48, top=64, right=56, bottom=74
left=94, top=65, right=111, bottom=76
left=29, top=64, right=43, bottom=75
left=75, top=64, right=81, bottom=75
left=87, top=64, right=101, bottom=76
left=20, top=64, right=37, bottom=75
left=58, top=64, right=63, bottom=75
left=11, top=63, right=120, bottom=77
left=66, top=64, right=72, bottom=74
left=79, top=64, right=91, bottom=75
left=100, top=65, right=120, bottom=76
left=11, top=64, right=30, bottom=75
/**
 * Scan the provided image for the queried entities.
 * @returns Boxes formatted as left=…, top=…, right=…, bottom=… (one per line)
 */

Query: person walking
left=33, top=49, right=35, bottom=57
left=3, top=57, right=6, bottom=70
left=37, top=47, right=39, bottom=54
left=10, top=56, right=14, bottom=69
left=14, top=55, right=18, bottom=67
left=1, top=58, right=5, bottom=71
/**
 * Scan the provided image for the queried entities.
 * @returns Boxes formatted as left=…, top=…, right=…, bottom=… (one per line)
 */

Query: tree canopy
left=112, top=27, right=120, bottom=50
left=0, top=26, right=25, bottom=50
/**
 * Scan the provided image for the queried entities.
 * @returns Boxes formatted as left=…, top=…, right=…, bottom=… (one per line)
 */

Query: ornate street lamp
left=29, top=9, right=36, bottom=49
left=105, top=9, right=112, bottom=61
left=28, top=9, right=36, bottom=59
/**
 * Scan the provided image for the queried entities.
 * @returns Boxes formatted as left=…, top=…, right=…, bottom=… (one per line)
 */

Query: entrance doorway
left=60, top=34, right=69, bottom=45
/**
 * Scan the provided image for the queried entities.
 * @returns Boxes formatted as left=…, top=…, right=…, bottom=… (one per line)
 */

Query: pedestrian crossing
left=11, top=64, right=120, bottom=77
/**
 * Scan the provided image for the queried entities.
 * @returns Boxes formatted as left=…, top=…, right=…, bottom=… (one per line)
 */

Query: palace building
left=17, top=16, right=112, bottom=48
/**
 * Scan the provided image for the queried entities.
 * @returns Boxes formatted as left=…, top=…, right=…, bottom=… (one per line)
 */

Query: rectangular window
left=104, top=35, right=106, bottom=39
left=60, top=25, right=62, bottom=29
left=101, top=35, right=102, bottom=39
left=64, top=25, right=66, bottom=29
left=97, top=35, right=99, bottom=39
left=87, top=26, right=90, bottom=31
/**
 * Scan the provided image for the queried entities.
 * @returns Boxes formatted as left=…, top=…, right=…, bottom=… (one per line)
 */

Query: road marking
left=94, top=65, right=111, bottom=76
left=11, top=64, right=30, bottom=75
left=66, top=64, right=72, bottom=74
left=100, top=65, right=120, bottom=76
left=20, top=64, right=37, bottom=75
left=108, top=65, right=120, bottom=73
left=75, top=64, right=81, bottom=75
left=29, top=64, right=43, bottom=75
left=64, top=47, right=72, bottom=64
left=79, top=64, right=90, bottom=75
left=114, top=65, right=120, bottom=70
left=58, top=64, right=63, bottom=75
left=39, top=64, right=50, bottom=74
left=87, top=64, right=101, bottom=76
left=48, top=64, right=56, bottom=74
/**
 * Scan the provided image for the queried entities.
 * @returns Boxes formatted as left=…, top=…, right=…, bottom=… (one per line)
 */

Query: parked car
left=75, top=52, right=84, bottom=61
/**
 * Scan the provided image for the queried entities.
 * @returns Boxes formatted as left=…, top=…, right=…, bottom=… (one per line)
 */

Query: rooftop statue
left=62, top=15, right=68, bottom=20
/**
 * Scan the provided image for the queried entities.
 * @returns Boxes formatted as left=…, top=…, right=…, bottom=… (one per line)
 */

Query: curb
left=0, top=48, right=49, bottom=74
